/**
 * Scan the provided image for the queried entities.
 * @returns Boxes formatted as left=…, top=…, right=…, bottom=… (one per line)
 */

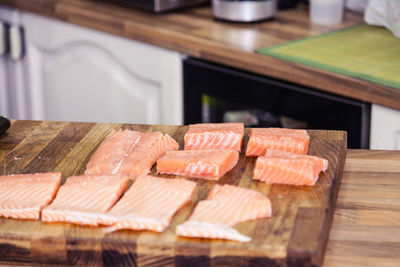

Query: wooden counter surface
left=0, top=121, right=399, bottom=266
left=324, top=149, right=400, bottom=267
left=1, top=0, right=400, bottom=110
left=326, top=149, right=400, bottom=267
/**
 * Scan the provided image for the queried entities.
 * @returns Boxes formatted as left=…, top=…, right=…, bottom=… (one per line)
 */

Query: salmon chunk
left=103, top=175, right=196, bottom=233
left=157, top=149, right=239, bottom=180
left=253, top=150, right=329, bottom=186
left=246, top=128, right=310, bottom=156
left=0, top=172, right=61, bottom=220
left=85, top=129, right=179, bottom=179
left=85, top=129, right=142, bottom=175
left=42, top=175, right=129, bottom=226
left=117, top=132, right=179, bottom=178
left=176, top=185, right=271, bottom=242
left=184, top=123, right=244, bottom=152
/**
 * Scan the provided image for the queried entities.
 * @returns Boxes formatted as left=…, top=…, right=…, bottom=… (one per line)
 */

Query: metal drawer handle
left=9, top=25, right=24, bottom=61
left=0, top=21, right=9, bottom=57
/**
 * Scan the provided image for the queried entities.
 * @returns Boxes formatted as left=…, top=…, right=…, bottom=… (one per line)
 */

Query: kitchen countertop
left=0, top=120, right=399, bottom=267
left=326, top=149, right=400, bottom=267
left=1, top=0, right=400, bottom=110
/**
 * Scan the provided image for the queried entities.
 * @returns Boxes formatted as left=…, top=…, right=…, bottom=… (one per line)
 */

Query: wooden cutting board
left=0, top=121, right=347, bottom=266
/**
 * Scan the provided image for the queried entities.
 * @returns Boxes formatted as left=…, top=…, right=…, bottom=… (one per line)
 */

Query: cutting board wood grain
left=0, top=121, right=347, bottom=267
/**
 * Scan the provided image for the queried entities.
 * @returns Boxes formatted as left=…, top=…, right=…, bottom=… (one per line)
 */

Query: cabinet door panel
left=21, top=12, right=182, bottom=124
left=29, top=42, right=160, bottom=123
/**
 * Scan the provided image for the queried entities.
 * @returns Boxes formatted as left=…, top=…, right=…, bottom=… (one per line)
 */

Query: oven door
left=183, top=57, right=371, bottom=149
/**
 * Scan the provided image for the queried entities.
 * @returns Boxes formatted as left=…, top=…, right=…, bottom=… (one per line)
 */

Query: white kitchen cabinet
left=0, top=6, right=28, bottom=119
left=19, top=12, right=183, bottom=124
left=370, top=104, right=400, bottom=150
left=0, top=21, right=8, bottom=116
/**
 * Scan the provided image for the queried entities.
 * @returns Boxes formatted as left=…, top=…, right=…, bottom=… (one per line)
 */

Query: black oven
left=183, top=57, right=371, bottom=149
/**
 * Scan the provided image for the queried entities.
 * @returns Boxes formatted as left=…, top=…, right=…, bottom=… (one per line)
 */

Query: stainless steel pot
left=212, top=0, right=277, bottom=22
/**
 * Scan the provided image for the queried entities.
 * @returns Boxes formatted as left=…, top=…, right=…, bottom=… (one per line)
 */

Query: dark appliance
left=117, top=0, right=209, bottom=12
left=184, top=57, right=371, bottom=149
left=0, top=116, right=10, bottom=136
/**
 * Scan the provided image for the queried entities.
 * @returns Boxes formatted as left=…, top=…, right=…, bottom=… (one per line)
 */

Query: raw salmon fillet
left=117, top=132, right=179, bottom=178
left=176, top=184, right=271, bottom=242
left=42, top=175, right=129, bottom=226
left=103, top=175, right=196, bottom=233
left=184, top=123, right=244, bottom=152
left=246, top=128, right=310, bottom=157
left=85, top=129, right=142, bottom=175
left=253, top=150, right=329, bottom=186
left=85, top=129, right=179, bottom=178
left=0, top=172, right=61, bottom=220
left=157, top=149, right=239, bottom=180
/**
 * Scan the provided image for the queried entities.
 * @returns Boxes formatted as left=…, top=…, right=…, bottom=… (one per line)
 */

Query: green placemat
left=257, top=24, right=400, bottom=89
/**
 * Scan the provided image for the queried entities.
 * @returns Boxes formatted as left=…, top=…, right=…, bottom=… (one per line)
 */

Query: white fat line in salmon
left=102, top=215, right=170, bottom=233
left=2, top=183, right=47, bottom=201
left=0, top=207, right=40, bottom=218
left=42, top=209, right=116, bottom=226
left=185, top=161, right=207, bottom=175
left=182, top=161, right=219, bottom=177
left=314, top=159, right=329, bottom=184
left=176, top=221, right=251, bottom=243
left=221, top=132, right=240, bottom=149
left=188, top=132, right=239, bottom=150
left=111, top=135, right=142, bottom=175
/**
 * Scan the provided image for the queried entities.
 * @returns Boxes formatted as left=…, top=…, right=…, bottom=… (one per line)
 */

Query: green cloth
left=257, top=24, right=400, bottom=89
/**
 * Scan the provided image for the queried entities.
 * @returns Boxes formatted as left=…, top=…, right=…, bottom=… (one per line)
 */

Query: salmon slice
left=184, top=123, right=244, bottom=152
left=117, top=132, right=179, bottom=178
left=253, top=150, right=329, bottom=186
left=157, top=149, right=239, bottom=180
left=246, top=128, right=310, bottom=157
left=85, top=129, right=142, bottom=175
left=85, top=130, right=179, bottom=179
left=42, top=175, right=129, bottom=226
left=176, top=184, right=271, bottom=242
left=0, top=172, right=61, bottom=220
left=103, top=175, right=196, bottom=233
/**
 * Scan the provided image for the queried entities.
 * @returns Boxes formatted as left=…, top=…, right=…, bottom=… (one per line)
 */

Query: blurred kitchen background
left=1, top=0, right=400, bottom=150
